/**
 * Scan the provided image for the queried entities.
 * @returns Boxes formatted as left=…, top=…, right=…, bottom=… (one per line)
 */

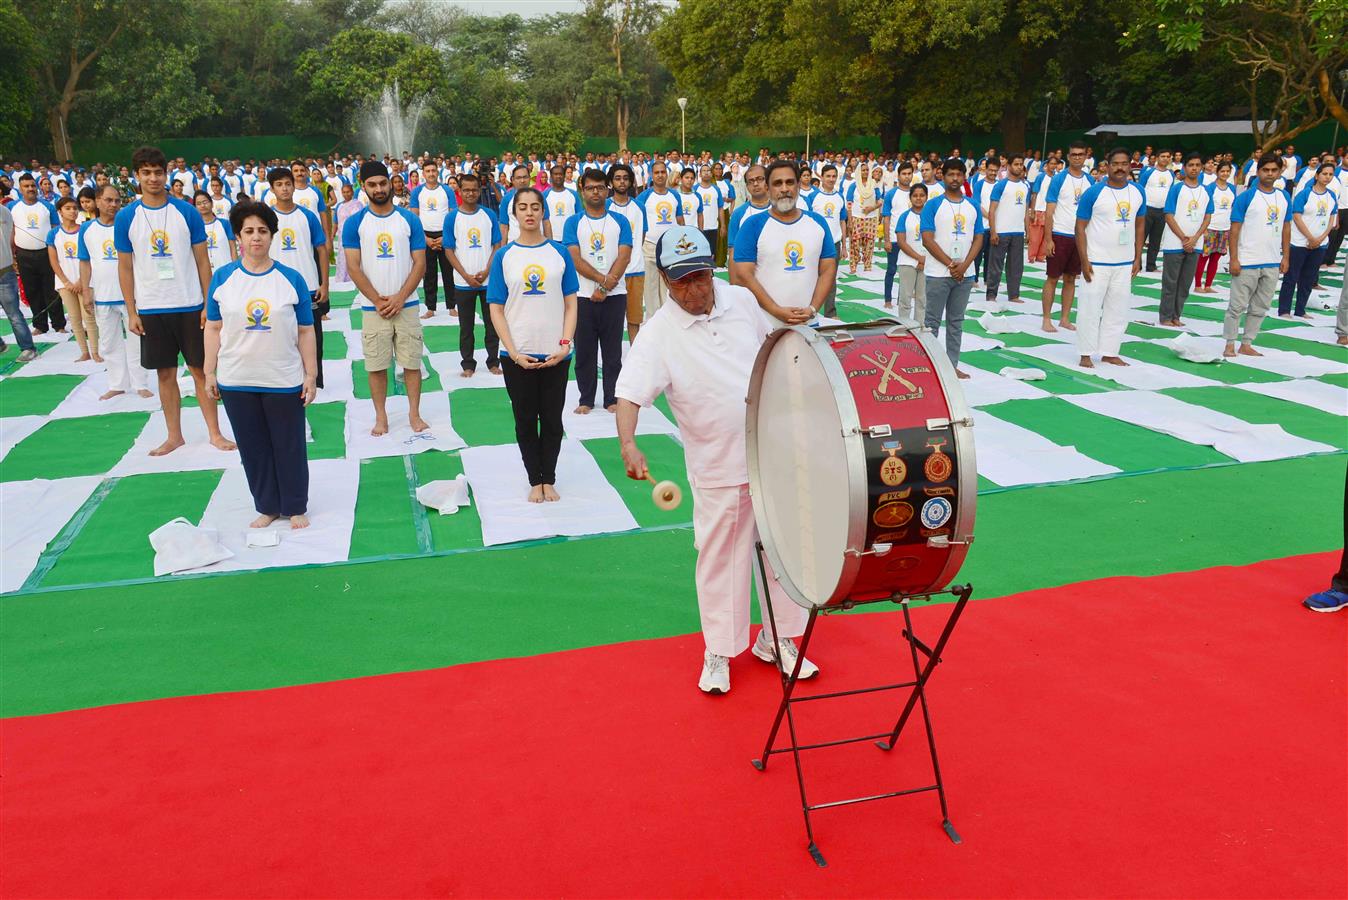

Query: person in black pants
left=486, top=187, right=578, bottom=503
left=444, top=172, right=502, bottom=375
left=565, top=168, right=634, bottom=413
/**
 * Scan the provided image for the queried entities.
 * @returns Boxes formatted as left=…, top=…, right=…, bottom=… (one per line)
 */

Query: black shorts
left=140, top=309, right=205, bottom=370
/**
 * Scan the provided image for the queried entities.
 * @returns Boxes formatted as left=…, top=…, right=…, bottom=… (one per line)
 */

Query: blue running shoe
left=1302, top=589, right=1348, bottom=613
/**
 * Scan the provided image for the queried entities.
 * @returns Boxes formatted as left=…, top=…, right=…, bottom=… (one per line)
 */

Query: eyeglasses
left=746, top=177, right=766, bottom=184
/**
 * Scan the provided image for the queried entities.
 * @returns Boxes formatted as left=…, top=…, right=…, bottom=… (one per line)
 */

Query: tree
left=0, top=0, right=38, bottom=151
left=581, top=0, right=669, bottom=148
left=294, top=27, right=445, bottom=136
left=511, top=109, right=584, bottom=156
left=1137, top=0, right=1348, bottom=151
left=90, top=42, right=217, bottom=143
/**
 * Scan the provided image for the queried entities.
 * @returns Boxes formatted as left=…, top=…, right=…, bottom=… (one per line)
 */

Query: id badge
left=950, top=243, right=963, bottom=260
left=1117, top=230, right=1129, bottom=246
left=156, top=258, right=175, bottom=280
left=593, top=251, right=607, bottom=269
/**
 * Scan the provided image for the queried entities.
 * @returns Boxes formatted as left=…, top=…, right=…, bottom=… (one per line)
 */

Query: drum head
left=748, top=329, right=855, bottom=608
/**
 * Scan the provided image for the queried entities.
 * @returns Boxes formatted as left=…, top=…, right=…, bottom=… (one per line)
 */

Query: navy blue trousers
left=220, top=389, right=309, bottom=517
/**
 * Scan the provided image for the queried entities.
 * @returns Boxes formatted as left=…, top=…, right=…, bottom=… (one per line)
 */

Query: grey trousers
left=924, top=275, right=974, bottom=366
left=1223, top=267, right=1280, bottom=343
left=1336, top=276, right=1347, bottom=339
left=898, top=265, right=926, bottom=323
left=1159, top=250, right=1200, bottom=320
left=985, top=233, right=1025, bottom=301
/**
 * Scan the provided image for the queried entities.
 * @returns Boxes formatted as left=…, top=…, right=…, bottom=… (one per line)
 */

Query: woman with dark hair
left=1278, top=162, right=1339, bottom=320
left=47, top=196, right=98, bottom=357
left=486, top=187, right=578, bottom=503
left=203, top=200, right=319, bottom=530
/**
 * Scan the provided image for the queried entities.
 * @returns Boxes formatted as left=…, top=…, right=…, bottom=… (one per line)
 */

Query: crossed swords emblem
left=859, top=349, right=917, bottom=395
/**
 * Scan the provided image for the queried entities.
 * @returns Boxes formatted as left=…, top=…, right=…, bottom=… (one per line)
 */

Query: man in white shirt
left=615, top=226, right=815, bottom=695
left=1224, top=152, right=1292, bottom=357
left=1041, top=142, right=1093, bottom=332
left=985, top=153, right=1031, bottom=303
left=266, top=167, right=330, bottom=387
left=11, top=173, right=65, bottom=333
left=0, top=203, right=40, bottom=361
left=1139, top=149, right=1175, bottom=272
left=1159, top=151, right=1213, bottom=326
left=1074, top=148, right=1146, bottom=368
left=920, top=158, right=985, bottom=374
left=409, top=161, right=457, bottom=319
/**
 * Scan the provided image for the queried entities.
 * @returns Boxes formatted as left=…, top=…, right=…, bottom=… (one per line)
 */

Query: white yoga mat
left=426, top=351, right=508, bottom=393
left=561, top=381, right=678, bottom=441
left=46, top=371, right=171, bottom=419
left=1, top=476, right=103, bottom=592
left=344, top=391, right=466, bottom=460
left=7, top=339, right=106, bottom=378
left=460, top=439, right=639, bottom=547
left=190, top=458, right=359, bottom=573
left=1218, top=345, right=1348, bottom=379
left=1233, top=380, right=1348, bottom=418
left=1272, top=324, right=1347, bottom=346
left=960, top=366, right=1051, bottom=407
left=972, top=311, right=1077, bottom=344
left=972, top=412, right=1120, bottom=486
left=109, top=410, right=239, bottom=476
left=1063, top=391, right=1337, bottom=462
left=1014, top=341, right=1223, bottom=390
left=0, top=415, right=48, bottom=464
left=316, top=359, right=356, bottom=402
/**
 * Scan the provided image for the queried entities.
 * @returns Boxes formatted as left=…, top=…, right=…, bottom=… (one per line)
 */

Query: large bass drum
left=746, top=319, right=976, bottom=609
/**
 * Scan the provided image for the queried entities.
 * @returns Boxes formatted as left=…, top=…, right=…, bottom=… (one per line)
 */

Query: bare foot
left=92, top=354, right=104, bottom=363
left=250, top=513, right=279, bottom=528
left=76, top=351, right=91, bottom=362
left=322, top=314, right=330, bottom=321
left=1174, top=319, right=1186, bottom=327
left=409, top=415, right=430, bottom=433
left=149, top=435, right=186, bottom=456
left=605, top=403, right=618, bottom=413
left=371, top=417, right=389, bottom=436
left=460, top=369, right=474, bottom=378
left=883, top=302, right=893, bottom=308
left=210, top=433, right=237, bottom=451
left=99, top=389, right=125, bottom=401
left=1058, top=320, right=1076, bottom=331
left=1079, top=356, right=1095, bottom=368
left=541, top=484, right=560, bottom=502
left=1009, top=297, right=1024, bottom=303
left=449, top=309, right=459, bottom=317
left=136, top=388, right=154, bottom=398
left=956, top=369, right=970, bottom=379
left=421, top=309, right=435, bottom=319
left=1101, top=356, right=1130, bottom=366
left=1338, top=336, right=1348, bottom=346
left=1222, top=344, right=1237, bottom=357
left=487, top=366, right=502, bottom=376
left=290, top=514, right=311, bottom=530
left=1237, top=344, right=1262, bottom=357
left=1042, top=319, right=1058, bottom=333
left=574, top=405, right=592, bottom=415
left=528, top=484, right=545, bottom=503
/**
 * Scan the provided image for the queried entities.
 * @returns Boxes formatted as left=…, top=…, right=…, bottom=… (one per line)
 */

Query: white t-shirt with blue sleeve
left=341, top=205, right=426, bottom=310
left=444, top=206, right=501, bottom=289
left=1075, top=181, right=1146, bottom=266
left=1206, top=183, right=1236, bottom=231
left=988, top=178, right=1029, bottom=235
left=46, top=224, right=83, bottom=284
left=635, top=188, right=682, bottom=244
left=694, top=183, right=723, bottom=230
left=203, top=217, right=236, bottom=271
left=112, top=197, right=209, bottom=313
left=76, top=219, right=123, bottom=304
left=1289, top=186, right=1335, bottom=248
left=810, top=190, right=849, bottom=242
left=1230, top=187, right=1289, bottom=267
left=1161, top=181, right=1214, bottom=252
left=732, top=210, right=837, bottom=312
left=13, top=199, right=58, bottom=250
left=606, top=198, right=647, bottom=276
left=271, top=206, right=326, bottom=291
left=205, top=260, right=315, bottom=392
left=485, top=240, right=579, bottom=359
left=410, top=183, right=455, bottom=232
left=895, top=209, right=924, bottom=266
left=919, top=194, right=985, bottom=278
left=561, top=210, right=633, bottom=297
left=1046, top=171, right=1094, bottom=236
left=542, top=187, right=582, bottom=225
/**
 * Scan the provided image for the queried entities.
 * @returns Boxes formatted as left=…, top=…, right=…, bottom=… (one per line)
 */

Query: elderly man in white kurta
left=614, top=225, right=818, bottom=695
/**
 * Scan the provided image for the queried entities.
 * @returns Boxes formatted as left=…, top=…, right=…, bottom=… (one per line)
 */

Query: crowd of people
left=2, top=138, right=1346, bottom=666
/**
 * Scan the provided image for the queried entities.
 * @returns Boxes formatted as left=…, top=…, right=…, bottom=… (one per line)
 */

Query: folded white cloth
left=980, top=314, right=1019, bottom=334
left=149, top=517, right=234, bottom=576
left=416, top=476, right=472, bottom=515
left=1157, top=332, right=1225, bottom=364
left=998, top=366, right=1047, bottom=381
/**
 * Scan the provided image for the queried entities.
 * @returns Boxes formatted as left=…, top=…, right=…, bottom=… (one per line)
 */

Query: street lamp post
left=678, top=97, right=688, bottom=154
left=1041, top=92, right=1052, bottom=161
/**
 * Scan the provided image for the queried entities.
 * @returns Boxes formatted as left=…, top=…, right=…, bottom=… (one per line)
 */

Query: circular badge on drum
left=924, top=438, right=953, bottom=483
left=873, top=501, right=914, bottom=529
left=879, top=456, right=907, bottom=486
left=920, top=497, right=953, bottom=530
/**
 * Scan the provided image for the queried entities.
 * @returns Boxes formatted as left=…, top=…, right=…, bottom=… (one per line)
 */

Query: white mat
left=971, top=311, right=1077, bottom=344
left=561, top=381, right=679, bottom=441
left=973, top=412, right=1120, bottom=486
left=46, top=371, right=172, bottom=419
left=961, top=366, right=1051, bottom=407
left=8, top=340, right=106, bottom=378
left=426, top=351, right=508, bottom=393
left=1014, top=341, right=1223, bottom=389
left=460, top=439, right=639, bottom=547
left=344, top=391, right=466, bottom=460
left=1, top=476, right=103, bottom=592
left=190, top=458, right=359, bottom=573
left=316, top=359, right=356, bottom=402
left=1219, top=345, right=1348, bottom=379
left=1273, top=324, right=1347, bottom=346
left=1063, top=391, right=1336, bottom=462
left=109, top=410, right=239, bottom=476
left=1, top=415, right=47, bottom=463
left=1233, top=380, right=1348, bottom=418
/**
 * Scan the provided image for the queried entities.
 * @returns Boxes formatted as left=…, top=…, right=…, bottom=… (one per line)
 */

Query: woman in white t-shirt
left=1195, top=161, right=1235, bottom=293
left=194, top=190, right=237, bottom=272
left=46, top=197, right=99, bottom=359
left=486, top=187, right=579, bottom=504
left=203, top=200, right=319, bottom=530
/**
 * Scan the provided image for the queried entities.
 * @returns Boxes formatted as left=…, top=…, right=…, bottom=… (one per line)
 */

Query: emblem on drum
left=920, top=497, right=953, bottom=529
left=859, top=350, right=922, bottom=402
left=873, top=501, right=914, bottom=528
left=925, top=438, right=953, bottom=483
left=879, top=440, right=906, bottom=486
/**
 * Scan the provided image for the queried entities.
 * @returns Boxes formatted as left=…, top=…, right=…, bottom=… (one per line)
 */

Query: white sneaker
left=698, top=650, right=730, bottom=694
left=751, top=632, right=819, bottom=679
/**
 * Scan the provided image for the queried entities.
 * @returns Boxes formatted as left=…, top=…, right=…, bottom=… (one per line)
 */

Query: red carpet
left=3, top=552, right=1345, bottom=898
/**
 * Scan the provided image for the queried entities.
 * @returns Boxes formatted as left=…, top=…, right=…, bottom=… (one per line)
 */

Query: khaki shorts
left=362, top=303, right=424, bottom=372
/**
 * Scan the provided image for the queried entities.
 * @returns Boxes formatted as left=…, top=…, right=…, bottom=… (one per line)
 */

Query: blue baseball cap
left=655, top=225, right=714, bottom=280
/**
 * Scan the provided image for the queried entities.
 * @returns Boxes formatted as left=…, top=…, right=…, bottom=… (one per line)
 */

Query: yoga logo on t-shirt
left=467, top=227, right=482, bottom=248
left=102, top=239, right=117, bottom=260
left=1115, top=202, right=1132, bottom=224
left=522, top=264, right=546, bottom=295
left=63, top=240, right=76, bottom=258
left=149, top=229, right=171, bottom=257
left=783, top=240, right=805, bottom=271
left=952, top=213, right=967, bottom=236
left=375, top=232, right=395, bottom=258
left=655, top=201, right=674, bottom=224
left=244, top=298, right=271, bottom=331
left=280, top=227, right=297, bottom=251
left=823, top=202, right=836, bottom=216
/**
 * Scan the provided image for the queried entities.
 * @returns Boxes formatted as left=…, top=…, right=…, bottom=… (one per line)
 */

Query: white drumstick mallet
left=644, top=473, right=683, bottom=510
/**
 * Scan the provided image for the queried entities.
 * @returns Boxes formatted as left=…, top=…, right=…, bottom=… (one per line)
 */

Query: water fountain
left=357, top=81, right=429, bottom=157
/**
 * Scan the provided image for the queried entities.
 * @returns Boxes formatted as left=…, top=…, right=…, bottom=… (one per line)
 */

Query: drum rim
left=745, top=325, right=868, bottom=610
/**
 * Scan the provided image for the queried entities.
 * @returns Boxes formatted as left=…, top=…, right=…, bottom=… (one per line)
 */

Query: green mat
left=321, top=330, right=348, bottom=361
left=584, top=434, right=692, bottom=529
left=347, top=455, right=423, bottom=559
left=448, top=387, right=517, bottom=446
left=1119, top=341, right=1289, bottom=385
left=304, top=401, right=347, bottom=460
left=1161, top=387, right=1348, bottom=447
left=1, top=412, right=149, bottom=482
left=960, top=348, right=1118, bottom=395
left=0, top=374, right=84, bottom=417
